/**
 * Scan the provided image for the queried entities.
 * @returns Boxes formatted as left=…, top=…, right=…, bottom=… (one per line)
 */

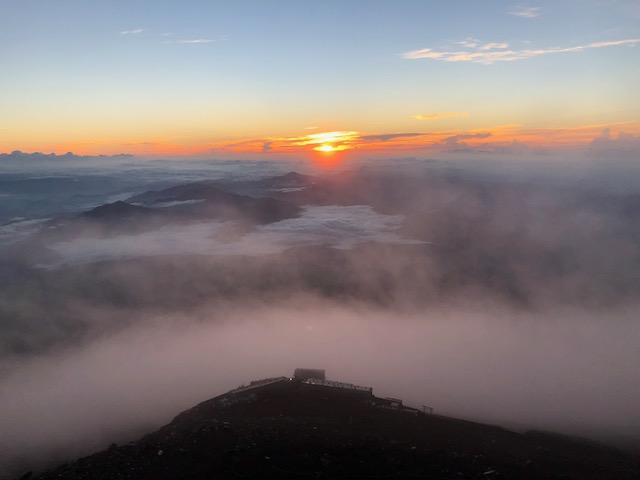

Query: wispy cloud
left=479, top=42, right=510, bottom=51
left=414, top=112, right=468, bottom=121
left=120, top=28, right=144, bottom=35
left=456, top=39, right=511, bottom=51
left=165, top=36, right=230, bottom=45
left=457, top=38, right=480, bottom=48
left=439, top=132, right=492, bottom=149
left=360, top=133, right=424, bottom=142
left=508, top=6, right=541, bottom=18
left=402, top=38, right=640, bottom=64
left=177, top=39, right=216, bottom=44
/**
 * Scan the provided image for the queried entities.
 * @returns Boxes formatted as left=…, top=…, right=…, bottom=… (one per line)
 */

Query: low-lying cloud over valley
left=47, top=205, right=419, bottom=265
left=0, top=157, right=639, bottom=477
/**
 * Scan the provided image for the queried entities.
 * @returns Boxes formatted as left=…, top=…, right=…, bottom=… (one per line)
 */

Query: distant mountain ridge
left=127, top=172, right=317, bottom=204
left=81, top=201, right=154, bottom=221
left=126, top=181, right=220, bottom=204
left=0, top=151, right=133, bottom=161
left=266, top=171, right=316, bottom=188
left=55, top=183, right=301, bottom=233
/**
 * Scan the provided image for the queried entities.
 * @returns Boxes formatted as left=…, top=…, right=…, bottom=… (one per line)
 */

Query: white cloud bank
left=0, top=218, right=50, bottom=247
left=48, top=205, right=422, bottom=265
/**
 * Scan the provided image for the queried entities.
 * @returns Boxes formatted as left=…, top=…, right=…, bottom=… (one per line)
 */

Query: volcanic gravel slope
left=26, top=379, right=640, bottom=480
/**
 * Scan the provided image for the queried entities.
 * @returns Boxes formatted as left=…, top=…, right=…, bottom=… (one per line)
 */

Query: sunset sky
left=1, top=0, right=639, bottom=159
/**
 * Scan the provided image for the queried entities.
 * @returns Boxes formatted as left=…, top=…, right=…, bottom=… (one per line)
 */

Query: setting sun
left=315, top=144, right=336, bottom=152
left=304, top=131, right=358, bottom=153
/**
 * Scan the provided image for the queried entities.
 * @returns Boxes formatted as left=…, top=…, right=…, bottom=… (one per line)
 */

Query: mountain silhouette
left=81, top=201, right=154, bottom=222
left=127, top=183, right=301, bottom=224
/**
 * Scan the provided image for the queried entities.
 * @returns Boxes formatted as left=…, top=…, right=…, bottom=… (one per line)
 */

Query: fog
left=2, top=298, right=639, bottom=476
left=1, top=156, right=639, bottom=477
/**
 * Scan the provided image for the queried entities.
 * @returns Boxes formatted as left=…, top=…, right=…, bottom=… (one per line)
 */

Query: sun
left=304, top=131, right=357, bottom=167
left=305, top=131, right=358, bottom=153
left=315, top=144, right=336, bottom=152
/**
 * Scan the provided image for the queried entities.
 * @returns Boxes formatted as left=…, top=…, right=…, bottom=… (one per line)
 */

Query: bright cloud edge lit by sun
left=3, top=122, right=640, bottom=159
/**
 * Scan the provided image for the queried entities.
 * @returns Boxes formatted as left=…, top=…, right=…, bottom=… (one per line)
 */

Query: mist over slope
left=27, top=374, right=640, bottom=480
left=1, top=157, right=639, bottom=477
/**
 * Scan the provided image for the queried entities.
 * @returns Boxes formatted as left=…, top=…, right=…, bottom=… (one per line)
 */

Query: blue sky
left=1, top=0, right=638, bottom=157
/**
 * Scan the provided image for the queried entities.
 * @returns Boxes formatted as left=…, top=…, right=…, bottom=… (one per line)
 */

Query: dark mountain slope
left=27, top=377, right=640, bottom=480
left=126, top=182, right=218, bottom=204
left=80, top=201, right=156, bottom=222
left=264, top=171, right=316, bottom=188
left=127, top=183, right=301, bottom=224
left=28, top=186, right=300, bottom=243
left=164, top=185, right=301, bottom=224
left=125, top=172, right=316, bottom=205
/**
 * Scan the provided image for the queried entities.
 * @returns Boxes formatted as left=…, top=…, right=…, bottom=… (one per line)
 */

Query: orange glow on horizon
left=311, top=149, right=348, bottom=169
left=5, top=121, right=639, bottom=158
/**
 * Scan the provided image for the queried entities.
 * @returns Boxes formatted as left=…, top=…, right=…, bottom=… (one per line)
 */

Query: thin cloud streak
left=177, top=39, right=216, bottom=44
left=120, top=29, right=144, bottom=35
left=360, top=133, right=424, bottom=142
left=402, top=38, right=640, bottom=64
left=479, top=42, right=510, bottom=51
left=508, top=6, right=541, bottom=18
left=457, top=39, right=510, bottom=51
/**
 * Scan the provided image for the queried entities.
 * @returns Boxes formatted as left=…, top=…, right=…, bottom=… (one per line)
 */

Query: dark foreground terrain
left=24, top=377, right=640, bottom=480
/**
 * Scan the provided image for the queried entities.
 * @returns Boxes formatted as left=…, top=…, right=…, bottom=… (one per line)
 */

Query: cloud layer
left=2, top=158, right=640, bottom=477
left=48, top=205, right=418, bottom=265
left=590, top=129, right=640, bottom=159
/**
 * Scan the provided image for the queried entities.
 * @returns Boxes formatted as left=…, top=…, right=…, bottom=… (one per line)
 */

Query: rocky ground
left=21, top=379, right=640, bottom=480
